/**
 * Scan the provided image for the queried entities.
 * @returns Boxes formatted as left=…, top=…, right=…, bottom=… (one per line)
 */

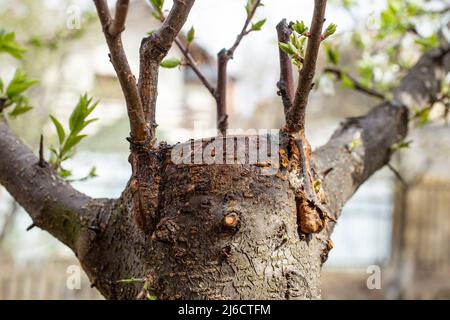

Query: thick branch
left=323, top=67, right=386, bottom=100
left=276, top=19, right=295, bottom=116
left=138, top=0, right=196, bottom=142
left=0, top=117, right=98, bottom=252
left=314, top=46, right=450, bottom=220
left=93, top=0, right=148, bottom=144
left=286, top=0, right=327, bottom=133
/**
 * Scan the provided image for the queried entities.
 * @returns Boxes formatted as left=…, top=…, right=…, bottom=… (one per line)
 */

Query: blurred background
left=0, top=0, right=449, bottom=299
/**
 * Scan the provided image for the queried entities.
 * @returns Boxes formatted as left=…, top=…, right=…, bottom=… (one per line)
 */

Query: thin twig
left=174, top=39, right=216, bottom=97
left=153, top=7, right=216, bottom=101
left=109, top=0, right=130, bottom=37
left=227, top=1, right=260, bottom=57
left=388, top=163, right=407, bottom=187
left=324, top=67, right=386, bottom=100
left=0, top=98, right=6, bottom=113
left=287, top=0, right=328, bottom=133
left=276, top=19, right=295, bottom=117
left=38, top=134, right=45, bottom=167
left=216, top=0, right=262, bottom=135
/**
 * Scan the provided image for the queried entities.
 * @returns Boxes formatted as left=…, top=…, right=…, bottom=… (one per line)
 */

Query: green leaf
left=147, top=294, right=157, bottom=300
left=59, top=168, right=72, bottom=178
left=324, top=23, right=337, bottom=38
left=160, top=58, right=181, bottom=68
left=251, top=19, right=266, bottom=31
left=245, top=0, right=263, bottom=16
left=292, top=20, right=308, bottom=35
left=324, top=44, right=340, bottom=65
left=347, top=138, right=361, bottom=152
left=49, top=146, right=59, bottom=157
left=415, top=34, right=438, bottom=52
left=9, top=105, right=32, bottom=117
left=6, top=70, right=38, bottom=99
left=150, top=0, right=164, bottom=13
left=49, top=115, right=66, bottom=145
left=279, top=42, right=296, bottom=56
left=187, top=26, right=195, bottom=43
left=391, top=140, right=412, bottom=152
left=313, top=179, right=322, bottom=193
left=341, top=73, right=355, bottom=89
left=413, top=107, right=431, bottom=128
left=151, top=11, right=162, bottom=20
left=61, top=134, right=87, bottom=157
left=69, top=94, right=98, bottom=134
left=0, top=30, right=26, bottom=60
left=88, top=166, right=98, bottom=178
left=0, top=78, right=3, bottom=93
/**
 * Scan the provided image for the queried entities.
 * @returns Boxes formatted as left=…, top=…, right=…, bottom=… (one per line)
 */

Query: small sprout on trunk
left=346, top=137, right=361, bottom=153
left=390, top=140, right=412, bottom=152
left=412, top=107, right=431, bottom=128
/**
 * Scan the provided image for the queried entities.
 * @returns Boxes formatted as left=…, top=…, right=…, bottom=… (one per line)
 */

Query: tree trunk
left=79, top=136, right=325, bottom=300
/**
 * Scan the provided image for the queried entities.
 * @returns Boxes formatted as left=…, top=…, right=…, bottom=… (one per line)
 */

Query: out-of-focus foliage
left=0, top=0, right=98, bottom=145
left=323, top=0, right=449, bottom=98
left=0, top=30, right=26, bottom=59
left=0, top=30, right=37, bottom=117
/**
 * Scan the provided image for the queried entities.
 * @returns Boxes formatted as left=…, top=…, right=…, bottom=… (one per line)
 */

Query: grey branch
left=323, top=67, right=386, bottom=100
left=314, top=46, right=450, bottom=223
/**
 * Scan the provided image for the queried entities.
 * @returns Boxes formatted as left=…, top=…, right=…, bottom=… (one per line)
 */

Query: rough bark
left=80, top=137, right=324, bottom=299
left=0, top=44, right=449, bottom=299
